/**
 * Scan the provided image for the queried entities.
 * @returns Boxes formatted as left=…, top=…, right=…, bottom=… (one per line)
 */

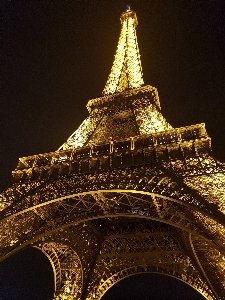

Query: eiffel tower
left=1, top=8, right=225, bottom=300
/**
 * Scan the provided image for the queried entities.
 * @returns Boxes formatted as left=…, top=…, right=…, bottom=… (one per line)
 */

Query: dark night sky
left=1, top=0, right=225, bottom=299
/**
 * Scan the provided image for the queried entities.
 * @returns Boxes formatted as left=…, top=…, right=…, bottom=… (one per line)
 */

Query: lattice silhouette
left=0, top=9, right=225, bottom=300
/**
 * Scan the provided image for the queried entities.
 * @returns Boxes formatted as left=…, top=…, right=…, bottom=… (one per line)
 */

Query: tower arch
left=98, top=272, right=209, bottom=300
left=0, top=7, right=225, bottom=300
left=35, top=242, right=83, bottom=300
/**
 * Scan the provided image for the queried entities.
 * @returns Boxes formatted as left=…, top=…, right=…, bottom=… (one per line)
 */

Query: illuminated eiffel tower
left=0, top=8, right=225, bottom=300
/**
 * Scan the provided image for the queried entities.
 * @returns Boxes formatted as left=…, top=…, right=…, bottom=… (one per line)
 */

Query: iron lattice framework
left=1, top=9, right=225, bottom=300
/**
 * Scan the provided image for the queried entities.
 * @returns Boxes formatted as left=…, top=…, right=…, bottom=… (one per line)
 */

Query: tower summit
left=103, top=9, right=144, bottom=95
left=0, top=9, right=225, bottom=300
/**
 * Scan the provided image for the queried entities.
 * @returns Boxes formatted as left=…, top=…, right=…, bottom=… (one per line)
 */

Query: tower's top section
left=102, top=9, right=144, bottom=95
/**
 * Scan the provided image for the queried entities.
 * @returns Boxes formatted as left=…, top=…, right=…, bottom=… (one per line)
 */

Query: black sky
left=1, top=0, right=225, bottom=299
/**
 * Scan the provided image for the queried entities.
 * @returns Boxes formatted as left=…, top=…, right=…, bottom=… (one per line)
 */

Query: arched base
left=88, top=264, right=214, bottom=300
left=101, top=273, right=206, bottom=300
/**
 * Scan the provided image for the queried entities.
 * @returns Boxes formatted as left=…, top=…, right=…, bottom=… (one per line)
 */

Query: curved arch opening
left=0, top=247, right=54, bottom=300
left=101, top=273, right=206, bottom=300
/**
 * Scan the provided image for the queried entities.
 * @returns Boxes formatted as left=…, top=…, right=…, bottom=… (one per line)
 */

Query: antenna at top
left=126, top=5, right=131, bottom=12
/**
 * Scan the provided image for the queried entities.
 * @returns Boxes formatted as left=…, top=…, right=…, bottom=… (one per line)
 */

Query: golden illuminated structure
left=103, top=10, right=144, bottom=95
left=0, top=9, right=225, bottom=300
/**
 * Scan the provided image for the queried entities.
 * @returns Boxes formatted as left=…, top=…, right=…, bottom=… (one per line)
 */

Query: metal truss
left=84, top=219, right=216, bottom=300
left=37, top=242, right=83, bottom=299
left=1, top=8, right=225, bottom=300
left=102, top=10, right=144, bottom=95
left=0, top=157, right=225, bottom=298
